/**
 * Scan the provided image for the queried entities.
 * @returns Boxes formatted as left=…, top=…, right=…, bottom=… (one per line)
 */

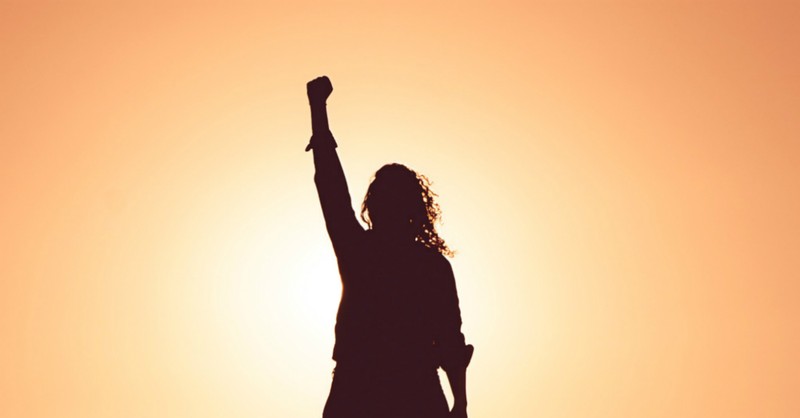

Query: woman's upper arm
left=312, top=141, right=365, bottom=255
left=434, top=257, right=470, bottom=370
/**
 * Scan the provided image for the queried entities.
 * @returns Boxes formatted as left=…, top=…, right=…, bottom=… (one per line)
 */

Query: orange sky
left=1, top=1, right=799, bottom=418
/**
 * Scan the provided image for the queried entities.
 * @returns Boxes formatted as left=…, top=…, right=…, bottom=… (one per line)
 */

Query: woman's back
left=332, top=230, right=459, bottom=370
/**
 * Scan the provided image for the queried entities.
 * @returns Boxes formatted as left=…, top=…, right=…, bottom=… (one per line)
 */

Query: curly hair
left=360, top=163, right=454, bottom=257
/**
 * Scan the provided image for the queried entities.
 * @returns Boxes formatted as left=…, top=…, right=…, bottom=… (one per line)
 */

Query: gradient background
left=2, top=1, right=798, bottom=417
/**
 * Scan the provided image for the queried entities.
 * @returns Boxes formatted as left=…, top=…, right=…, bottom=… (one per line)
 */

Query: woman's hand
left=450, top=404, right=468, bottom=418
left=307, top=76, right=333, bottom=105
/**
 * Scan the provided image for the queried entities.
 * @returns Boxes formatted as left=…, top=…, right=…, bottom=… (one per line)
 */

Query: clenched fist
left=307, top=76, right=333, bottom=105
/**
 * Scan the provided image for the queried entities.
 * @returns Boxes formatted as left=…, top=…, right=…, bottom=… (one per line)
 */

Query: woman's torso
left=332, top=229, right=445, bottom=369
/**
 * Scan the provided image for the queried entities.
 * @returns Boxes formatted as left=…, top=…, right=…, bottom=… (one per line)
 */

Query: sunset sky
left=1, top=1, right=798, bottom=417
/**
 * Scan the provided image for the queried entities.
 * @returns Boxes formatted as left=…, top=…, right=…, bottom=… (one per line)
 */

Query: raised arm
left=305, top=76, right=363, bottom=256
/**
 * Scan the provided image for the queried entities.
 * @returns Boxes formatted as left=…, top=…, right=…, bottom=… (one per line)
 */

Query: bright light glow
left=2, top=2, right=798, bottom=418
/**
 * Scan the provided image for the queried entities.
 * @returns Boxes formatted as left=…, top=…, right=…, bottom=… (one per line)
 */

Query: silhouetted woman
left=305, top=76, right=473, bottom=418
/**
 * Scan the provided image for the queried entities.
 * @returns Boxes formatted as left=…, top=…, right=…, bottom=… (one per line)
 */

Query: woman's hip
left=323, top=363, right=449, bottom=418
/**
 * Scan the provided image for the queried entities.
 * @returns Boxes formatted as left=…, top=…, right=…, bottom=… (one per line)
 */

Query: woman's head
left=361, top=163, right=453, bottom=257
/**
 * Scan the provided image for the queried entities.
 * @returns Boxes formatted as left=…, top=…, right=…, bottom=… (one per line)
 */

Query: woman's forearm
left=446, top=367, right=468, bottom=408
left=310, top=101, right=330, bottom=136
left=307, top=101, right=337, bottom=151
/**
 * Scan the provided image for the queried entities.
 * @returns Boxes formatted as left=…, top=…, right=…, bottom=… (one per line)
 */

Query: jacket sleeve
left=434, top=257, right=472, bottom=371
left=311, top=132, right=364, bottom=258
